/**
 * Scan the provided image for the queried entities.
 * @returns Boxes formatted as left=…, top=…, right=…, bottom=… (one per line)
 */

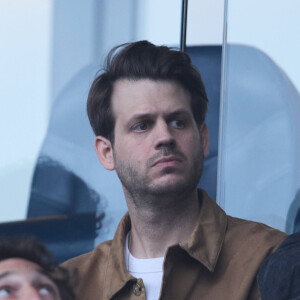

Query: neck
left=126, top=189, right=200, bottom=258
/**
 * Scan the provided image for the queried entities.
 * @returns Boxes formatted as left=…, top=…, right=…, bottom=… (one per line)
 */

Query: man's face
left=96, top=79, right=209, bottom=204
left=0, top=258, right=61, bottom=300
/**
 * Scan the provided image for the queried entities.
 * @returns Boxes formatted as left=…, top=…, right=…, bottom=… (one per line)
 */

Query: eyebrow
left=127, top=109, right=191, bottom=124
left=0, top=271, right=15, bottom=280
left=0, top=269, right=47, bottom=280
left=166, top=109, right=191, bottom=119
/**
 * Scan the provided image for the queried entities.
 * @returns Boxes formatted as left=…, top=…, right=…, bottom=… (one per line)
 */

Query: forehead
left=111, top=79, right=192, bottom=119
left=0, top=259, right=60, bottom=299
left=0, top=258, right=58, bottom=291
left=0, top=258, right=40, bottom=274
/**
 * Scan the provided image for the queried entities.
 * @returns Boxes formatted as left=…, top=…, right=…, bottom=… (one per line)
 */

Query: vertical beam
left=180, top=0, right=188, bottom=52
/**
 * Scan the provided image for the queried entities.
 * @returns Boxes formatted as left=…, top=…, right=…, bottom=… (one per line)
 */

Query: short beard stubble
left=112, top=143, right=205, bottom=209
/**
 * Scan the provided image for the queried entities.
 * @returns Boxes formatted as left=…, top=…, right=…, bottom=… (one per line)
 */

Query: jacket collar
left=103, top=189, right=227, bottom=299
left=179, top=189, right=227, bottom=272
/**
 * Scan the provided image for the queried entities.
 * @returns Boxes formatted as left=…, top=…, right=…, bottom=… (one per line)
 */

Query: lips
left=152, top=156, right=182, bottom=167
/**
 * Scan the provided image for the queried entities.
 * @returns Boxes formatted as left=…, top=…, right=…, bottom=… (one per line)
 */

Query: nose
left=153, top=120, right=176, bottom=149
left=22, top=286, right=42, bottom=300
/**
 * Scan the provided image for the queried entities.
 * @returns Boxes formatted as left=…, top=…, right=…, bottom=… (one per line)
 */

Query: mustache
left=147, top=148, right=186, bottom=167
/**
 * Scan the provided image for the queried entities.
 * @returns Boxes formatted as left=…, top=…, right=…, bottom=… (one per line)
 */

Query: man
left=63, top=41, right=286, bottom=299
left=257, top=232, right=300, bottom=300
left=0, top=237, right=75, bottom=300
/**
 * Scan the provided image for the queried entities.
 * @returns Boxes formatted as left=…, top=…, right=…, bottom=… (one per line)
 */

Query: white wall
left=0, top=0, right=52, bottom=222
left=187, top=0, right=224, bottom=45
left=227, top=0, right=300, bottom=92
left=135, top=0, right=224, bottom=46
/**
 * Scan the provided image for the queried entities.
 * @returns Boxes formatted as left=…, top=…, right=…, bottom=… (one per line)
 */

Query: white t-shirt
left=125, top=232, right=164, bottom=300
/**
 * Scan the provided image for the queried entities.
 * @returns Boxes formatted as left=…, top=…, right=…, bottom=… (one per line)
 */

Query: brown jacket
left=63, top=190, right=287, bottom=300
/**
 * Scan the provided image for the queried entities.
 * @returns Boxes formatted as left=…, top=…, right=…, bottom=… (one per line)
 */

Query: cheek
left=116, top=135, right=151, bottom=155
left=114, top=141, right=147, bottom=165
left=181, top=133, right=202, bottom=155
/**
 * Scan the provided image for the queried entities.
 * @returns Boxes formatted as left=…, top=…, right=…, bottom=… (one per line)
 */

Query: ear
left=95, top=136, right=115, bottom=170
left=200, top=123, right=210, bottom=158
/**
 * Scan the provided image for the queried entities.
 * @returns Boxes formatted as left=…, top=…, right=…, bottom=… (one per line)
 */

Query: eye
left=170, top=119, right=185, bottom=128
left=0, top=287, right=11, bottom=297
left=132, top=121, right=149, bottom=132
left=39, top=287, right=50, bottom=295
left=38, top=285, right=56, bottom=296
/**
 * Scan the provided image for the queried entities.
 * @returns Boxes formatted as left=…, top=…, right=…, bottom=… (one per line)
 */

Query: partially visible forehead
left=0, top=258, right=40, bottom=274
left=111, top=79, right=192, bottom=116
left=0, top=258, right=56, bottom=290
left=112, top=78, right=188, bottom=96
left=0, top=258, right=60, bottom=299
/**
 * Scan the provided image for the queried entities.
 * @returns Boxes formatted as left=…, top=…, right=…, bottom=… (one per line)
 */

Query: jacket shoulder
left=61, top=240, right=112, bottom=277
left=226, top=215, right=287, bottom=252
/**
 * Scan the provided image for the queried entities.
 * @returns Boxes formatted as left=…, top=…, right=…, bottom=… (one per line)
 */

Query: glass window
left=218, top=0, right=300, bottom=233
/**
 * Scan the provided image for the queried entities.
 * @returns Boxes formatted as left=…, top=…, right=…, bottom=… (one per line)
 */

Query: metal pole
left=180, top=0, right=188, bottom=52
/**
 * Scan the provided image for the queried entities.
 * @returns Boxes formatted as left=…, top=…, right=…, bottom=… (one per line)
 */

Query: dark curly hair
left=0, top=236, right=76, bottom=300
left=87, top=40, right=208, bottom=143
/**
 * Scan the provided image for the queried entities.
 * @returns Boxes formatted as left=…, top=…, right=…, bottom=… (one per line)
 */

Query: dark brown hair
left=87, top=40, right=208, bottom=143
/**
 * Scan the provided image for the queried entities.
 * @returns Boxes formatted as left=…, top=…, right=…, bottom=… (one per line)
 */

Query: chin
left=149, top=176, right=194, bottom=195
